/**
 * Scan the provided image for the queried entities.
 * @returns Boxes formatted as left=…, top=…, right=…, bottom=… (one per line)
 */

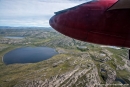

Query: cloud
left=0, top=0, right=91, bottom=27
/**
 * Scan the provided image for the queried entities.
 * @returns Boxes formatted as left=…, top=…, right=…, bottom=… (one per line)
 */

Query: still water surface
left=3, top=47, right=58, bottom=65
left=4, top=36, right=24, bottom=39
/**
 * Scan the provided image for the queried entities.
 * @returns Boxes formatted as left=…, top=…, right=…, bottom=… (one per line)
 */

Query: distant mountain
left=0, top=26, right=53, bottom=30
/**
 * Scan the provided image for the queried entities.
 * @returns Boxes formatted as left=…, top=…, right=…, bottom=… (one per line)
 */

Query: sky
left=0, top=0, right=90, bottom=27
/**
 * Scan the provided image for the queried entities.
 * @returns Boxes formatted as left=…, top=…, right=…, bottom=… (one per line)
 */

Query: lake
left=3, top=47, right=58, bottom=65
left=4, top=36, right=24, bottom=39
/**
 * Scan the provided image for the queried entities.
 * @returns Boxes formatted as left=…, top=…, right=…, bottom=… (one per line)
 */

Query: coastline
left=1, top=56, right=4, bottom=64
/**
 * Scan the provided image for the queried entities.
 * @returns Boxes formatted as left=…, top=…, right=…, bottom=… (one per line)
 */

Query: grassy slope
left=0, top=34, right=129, bottom=87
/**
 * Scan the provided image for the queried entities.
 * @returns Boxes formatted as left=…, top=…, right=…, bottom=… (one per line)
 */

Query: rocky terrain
left=0, top=27, right=129, bottom=87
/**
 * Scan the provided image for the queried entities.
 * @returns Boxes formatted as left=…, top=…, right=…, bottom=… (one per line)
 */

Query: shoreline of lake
left=2, top=47, right=58, bottom=65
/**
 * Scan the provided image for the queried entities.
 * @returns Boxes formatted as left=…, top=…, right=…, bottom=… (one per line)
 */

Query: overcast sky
left=0, top=0, right=90, bottom=27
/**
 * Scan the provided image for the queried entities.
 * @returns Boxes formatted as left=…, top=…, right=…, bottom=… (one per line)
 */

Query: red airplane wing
left=49, top=0, right=130, bottom=48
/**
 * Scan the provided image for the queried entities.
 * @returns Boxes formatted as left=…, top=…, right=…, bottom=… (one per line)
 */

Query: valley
left=0, top=27, right=129, bottom=87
